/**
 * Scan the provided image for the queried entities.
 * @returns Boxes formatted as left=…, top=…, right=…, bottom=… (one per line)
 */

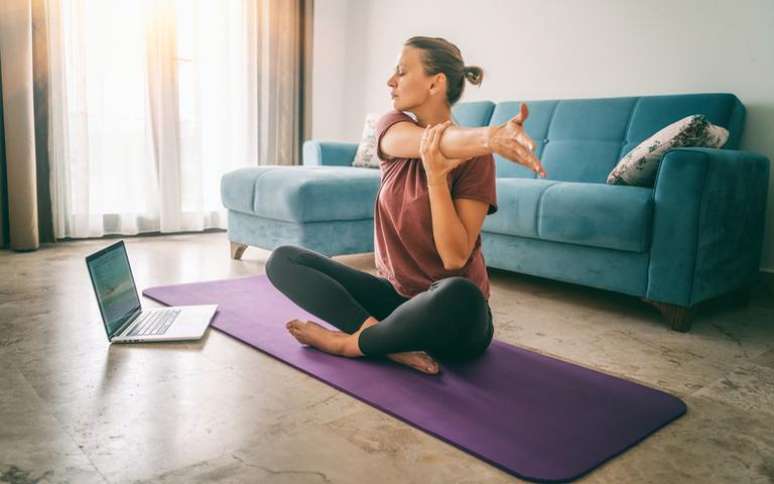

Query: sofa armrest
left=646, top=147, right=770, bottom=307
left=303, top=140, right=358, bottom=166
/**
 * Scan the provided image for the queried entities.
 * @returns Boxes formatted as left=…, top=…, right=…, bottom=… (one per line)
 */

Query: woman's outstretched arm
left=380, top=122, right=490, bottom=160
left=379, top=104, right=545, bottom=176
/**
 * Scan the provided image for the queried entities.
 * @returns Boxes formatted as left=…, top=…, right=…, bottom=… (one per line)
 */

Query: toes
left=421, top=357, right=439, bottom=372
left=286, top=319, right=303, bottom=336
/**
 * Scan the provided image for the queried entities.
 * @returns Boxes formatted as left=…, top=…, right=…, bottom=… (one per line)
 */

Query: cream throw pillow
left=607, top=114, right=729, bottom=187
left=352, top=113, right=380, bottom=169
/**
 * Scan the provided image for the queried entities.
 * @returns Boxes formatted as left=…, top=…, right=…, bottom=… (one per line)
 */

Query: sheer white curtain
left=46, top=0, right=260, bottom=237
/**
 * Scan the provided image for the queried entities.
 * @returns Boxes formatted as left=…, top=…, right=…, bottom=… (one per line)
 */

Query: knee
left=433, top=277, right=485, bottom=314
left=435, top=276, right=480, bottom=297
left=265, top=244, right=299, bottom=281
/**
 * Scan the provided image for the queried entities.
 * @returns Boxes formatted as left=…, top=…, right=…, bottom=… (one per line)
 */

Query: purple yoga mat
left=143, top=275, right=686, bottom=483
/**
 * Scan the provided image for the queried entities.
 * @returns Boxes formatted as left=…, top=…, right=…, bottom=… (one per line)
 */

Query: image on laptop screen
left=87, top=242, right=141, bottom=338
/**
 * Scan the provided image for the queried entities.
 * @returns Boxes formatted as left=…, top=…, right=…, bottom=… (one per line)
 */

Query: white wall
left=310, top=0, right=347, bottom=141
left=311, top=0, right=370, bottom=141
left=312, top=0, right=774, bottom=271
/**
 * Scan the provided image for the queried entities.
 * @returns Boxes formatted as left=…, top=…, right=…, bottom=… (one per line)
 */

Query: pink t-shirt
left=373, top=110, right=498, bottom=300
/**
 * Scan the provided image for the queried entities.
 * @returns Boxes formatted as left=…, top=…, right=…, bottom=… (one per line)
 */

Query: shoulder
left=375, top=110, right=418, bottom=134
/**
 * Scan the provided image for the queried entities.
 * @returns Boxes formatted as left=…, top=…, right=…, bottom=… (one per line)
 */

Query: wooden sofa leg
left=642, top=299, right=695, bottom=332
left=230, top=241, right=248, bottom=260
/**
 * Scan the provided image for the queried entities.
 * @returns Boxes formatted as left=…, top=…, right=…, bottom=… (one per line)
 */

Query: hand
left=487, top=103, right=546, bottom=177
left=419, top=121, right=466, bottom=184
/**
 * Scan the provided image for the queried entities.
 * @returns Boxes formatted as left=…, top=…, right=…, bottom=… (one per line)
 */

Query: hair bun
left=464, top=65, right=484, bottom=86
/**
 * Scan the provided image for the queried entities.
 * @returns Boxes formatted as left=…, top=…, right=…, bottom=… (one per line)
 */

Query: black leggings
left=265, top=245, right=494, bottom=362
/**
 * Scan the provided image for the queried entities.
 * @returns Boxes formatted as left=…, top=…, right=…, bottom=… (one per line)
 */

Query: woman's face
left=386, top=46, right=436, bottom=112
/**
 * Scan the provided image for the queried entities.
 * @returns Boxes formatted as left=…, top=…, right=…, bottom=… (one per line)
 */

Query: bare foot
left=286, top=319, right=358, bottom=357
left=356, top=317, right=440, bottom=375
left=285, top=317, right=441, bottom=375
left=386, top=351, right=440, bottom=375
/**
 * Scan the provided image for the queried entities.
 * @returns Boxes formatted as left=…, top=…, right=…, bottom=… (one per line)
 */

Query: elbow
left=440, top=240, right=472, bottom=271
left=442, top=255, right=467, bottom=271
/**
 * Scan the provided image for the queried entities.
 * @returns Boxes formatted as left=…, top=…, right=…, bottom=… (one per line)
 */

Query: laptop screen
left=86, top=241, right=141, bottom=338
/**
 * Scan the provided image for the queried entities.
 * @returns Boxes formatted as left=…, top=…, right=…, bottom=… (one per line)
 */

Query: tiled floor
left=1, top=232, right=773, bottom=483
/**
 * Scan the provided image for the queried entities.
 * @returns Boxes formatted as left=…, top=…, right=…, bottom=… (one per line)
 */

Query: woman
left=265, top=36, right=545, bottom=375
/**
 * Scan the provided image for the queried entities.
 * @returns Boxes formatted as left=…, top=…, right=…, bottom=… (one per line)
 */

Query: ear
left=429, top=73, right=446, bottom=95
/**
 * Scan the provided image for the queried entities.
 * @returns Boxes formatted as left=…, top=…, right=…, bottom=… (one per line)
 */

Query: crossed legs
left=265, top=245, right=493, bottom=374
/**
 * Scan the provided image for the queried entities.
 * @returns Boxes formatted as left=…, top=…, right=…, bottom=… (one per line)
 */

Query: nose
left=387, top=74, right=397, bottom=88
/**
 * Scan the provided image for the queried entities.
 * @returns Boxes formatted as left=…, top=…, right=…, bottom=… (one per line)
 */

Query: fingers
left=420, top=125, right=432, bottom=152
left=420, top=124, right=438, bottom=158
left=526, top=152, right=544, bottom=176
left=427, top=121, right=452, bottom=148
left=505, top=125, right=535, bottom=153
left=511, top=102, right=530, bottom=125
left=433, top=120, right=452, bottom=148
left=527, top=152, right=545, bottom=177
left=505, top=138, right=544, bottom=175
left=512, top=141, right=532, bottom=166
left=505, top=117, right=537, bottom=155
left=428, top=123, right=439, bottom=148
left=516, top=130, right=536, bottom=152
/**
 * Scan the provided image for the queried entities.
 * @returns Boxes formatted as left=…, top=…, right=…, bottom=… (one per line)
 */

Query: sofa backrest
left=453, top=93, right=746, bottom=183
left=452, top=101, right=496, bottom=128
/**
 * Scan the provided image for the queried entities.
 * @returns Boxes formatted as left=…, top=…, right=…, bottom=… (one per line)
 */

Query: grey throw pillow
left=352, top=113, right=380, bottom=169
left=607, top=114, right=729, bottom=187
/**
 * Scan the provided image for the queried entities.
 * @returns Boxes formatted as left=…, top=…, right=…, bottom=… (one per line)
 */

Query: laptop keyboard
left=127, top=309, right=182, bottom=336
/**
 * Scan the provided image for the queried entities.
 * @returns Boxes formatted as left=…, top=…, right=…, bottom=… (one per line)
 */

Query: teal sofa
left=221, top=93, right=770, bottom=331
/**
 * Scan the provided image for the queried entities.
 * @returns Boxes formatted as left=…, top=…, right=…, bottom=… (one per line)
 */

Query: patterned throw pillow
left=352, top=113, right=380, bottom=169
left=607, top=114, right=729, bottom=187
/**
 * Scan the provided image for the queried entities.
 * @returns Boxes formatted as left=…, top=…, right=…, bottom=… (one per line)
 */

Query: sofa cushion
left=622, top=93, right=745, bottom=155
left=352, top=113, right=380, bottom=169
left=451, top=101, right=495, bottom=128
left=221, top=166, right=380, bottom=222
left=538, top=183, right=653, bottom=252
left=483, top=179, right=653, bottom=253
left=540, top=97, right=638, bottom=183
left=488, top=98, right=637, bottom=182
left=483, top=178, right=559, bottom=237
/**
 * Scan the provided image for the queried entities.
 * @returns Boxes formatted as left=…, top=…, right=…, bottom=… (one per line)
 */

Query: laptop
left=86, top=240, right=217, bottom=343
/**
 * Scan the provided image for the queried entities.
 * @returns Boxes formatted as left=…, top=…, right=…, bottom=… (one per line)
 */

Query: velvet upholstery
left=646, top=147, right=769, bottom=306
left=228, top=210, right=374, bottom=256
left=221, top=92, right=770, bottom=311
left=482, top=232, right=650, bottom=298
left=222, top=166, right=379, bottom=222
left=452, top=101, right=496, bottom=128
left=537, top=182, right=653, bottom=253
left=302, top=140, right=359, bottom=167
left=483, top=178, right=558, bottom=238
